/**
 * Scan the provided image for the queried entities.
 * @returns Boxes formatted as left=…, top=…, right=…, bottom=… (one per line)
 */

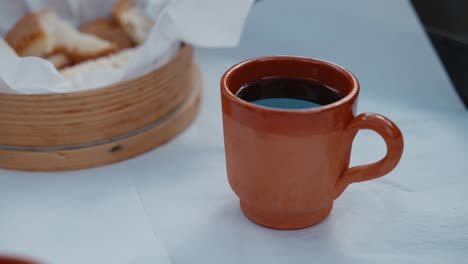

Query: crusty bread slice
left=112, top=0, right=154, bottom=44
left=5, top=12, right=45, bottom=56
left=80, top=17, right=115, bottom=32
left=45, top=53, right=72, bottom=69
left=0, top=37, right=17, bottom=55
left=6, top=10, right=117, bottom=62
left=60, top=48, right=136, bottom=78
left=80, top=17, right=135, bottom=50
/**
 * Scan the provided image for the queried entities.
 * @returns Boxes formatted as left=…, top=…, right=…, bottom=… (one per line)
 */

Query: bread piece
left=6, top=10, right=117, bottom=62
left=0, top=37, right=17, bottom=55
left=112, top=0, right=154, bottom=44
left=80, top=18, right=135, bottom=50
left=80, top=17, right=115, bottom=32
left=5, top=12, right=45, bottom=56
left=45, top=53, right=72, bottom=69
left=60, top=48, right=136, bottom=78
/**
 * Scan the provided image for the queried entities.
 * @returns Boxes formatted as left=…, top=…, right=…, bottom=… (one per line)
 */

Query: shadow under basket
left=0, top=45, right=202, bottom=171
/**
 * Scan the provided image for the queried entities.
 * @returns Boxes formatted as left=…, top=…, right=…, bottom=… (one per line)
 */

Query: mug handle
left=333, top=113, right=404, bottom=199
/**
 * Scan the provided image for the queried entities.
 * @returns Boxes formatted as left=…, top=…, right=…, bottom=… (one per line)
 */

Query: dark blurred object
left=411, top=0, right=468, bottom=107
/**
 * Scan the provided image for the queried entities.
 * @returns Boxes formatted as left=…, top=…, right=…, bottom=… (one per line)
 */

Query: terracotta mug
left=0, top=256, right=40, bottom=264
left=221, top=56, right=404, bottom=229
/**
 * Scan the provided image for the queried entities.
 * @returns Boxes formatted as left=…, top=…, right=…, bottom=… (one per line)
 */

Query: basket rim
left=0, top=44, right=191, bottom=100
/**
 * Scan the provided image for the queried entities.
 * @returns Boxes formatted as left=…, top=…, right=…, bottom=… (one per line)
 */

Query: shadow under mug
left=221, top=56, right=404, bottom=230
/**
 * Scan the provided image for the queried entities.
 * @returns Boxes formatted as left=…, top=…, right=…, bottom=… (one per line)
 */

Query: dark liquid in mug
left=235, top=77, right=344, bottom=109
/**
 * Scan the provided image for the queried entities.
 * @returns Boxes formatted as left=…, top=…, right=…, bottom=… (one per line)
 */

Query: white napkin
left=0, top=168, right=172, bottom=264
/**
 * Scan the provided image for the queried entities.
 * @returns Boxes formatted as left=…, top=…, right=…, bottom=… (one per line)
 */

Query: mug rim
left=221, top=56, right=360, bottom=113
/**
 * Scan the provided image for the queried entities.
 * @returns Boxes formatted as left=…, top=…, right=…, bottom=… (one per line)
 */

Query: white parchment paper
left=0, top=0, right=254, bottom=94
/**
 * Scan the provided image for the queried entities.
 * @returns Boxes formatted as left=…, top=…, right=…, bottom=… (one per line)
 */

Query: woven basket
left=0, top=45, right=202, bottom=171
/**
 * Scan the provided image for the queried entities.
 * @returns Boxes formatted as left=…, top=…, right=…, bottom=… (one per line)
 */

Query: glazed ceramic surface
left=0, top=256, right=40, bottom=264
left=221, top=56, right=404, bottom=229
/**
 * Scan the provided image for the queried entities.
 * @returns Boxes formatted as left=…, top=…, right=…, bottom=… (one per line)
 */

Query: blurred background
left=411, top=0, right=468, bottom=107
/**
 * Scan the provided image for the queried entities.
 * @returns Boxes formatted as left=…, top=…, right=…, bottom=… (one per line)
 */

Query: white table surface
left=1, top=0, right=467, bottom=263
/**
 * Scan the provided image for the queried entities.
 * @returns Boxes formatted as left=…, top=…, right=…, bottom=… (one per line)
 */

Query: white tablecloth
left=1, top=0, right=467, bottom=263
